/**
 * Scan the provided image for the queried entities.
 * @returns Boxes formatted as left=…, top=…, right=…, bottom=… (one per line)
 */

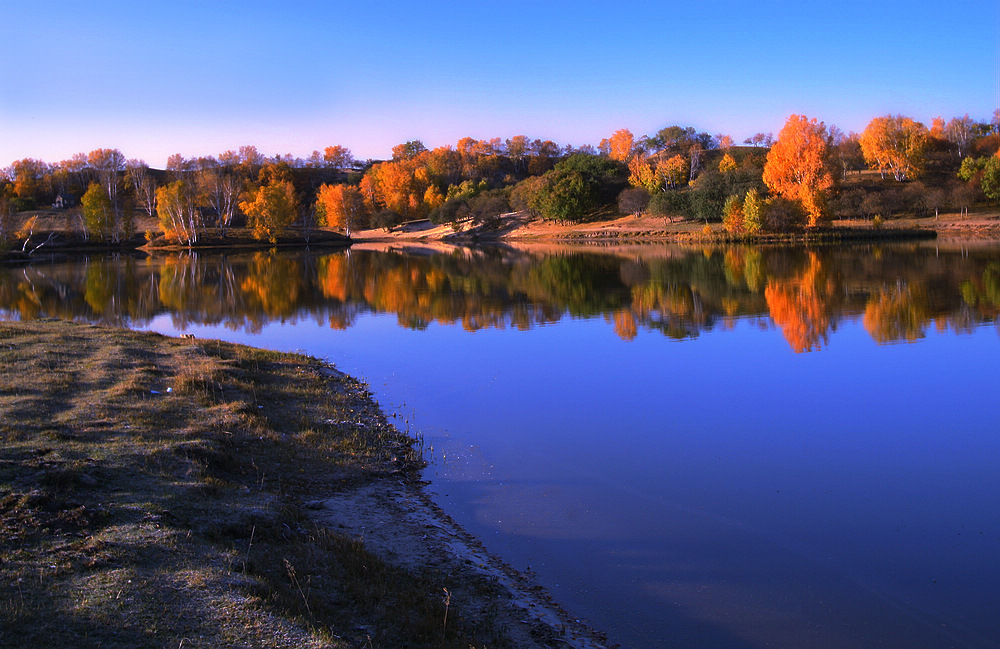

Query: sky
left=1, top=0, right=998, bottom=168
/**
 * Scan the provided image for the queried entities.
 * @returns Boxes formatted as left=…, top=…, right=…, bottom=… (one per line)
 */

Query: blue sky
left=1, top=0, right=997, bottom=168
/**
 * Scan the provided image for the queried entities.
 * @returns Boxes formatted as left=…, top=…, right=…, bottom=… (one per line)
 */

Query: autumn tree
left=722, top=194, right=744, bottom=234
left=10, top=158, right=49, bottom=205
left=718, top=153, right=737, bottom=173
left=859, top=115, right=929, bottom=181
left=323, top=145, right=355, bottom=169
left=506, top=135, right=530, bottom=171
left=657, top=154, right=689, bottom=188
left=832, top=131, right=864, bottom=179
left=604, top=129, right=635, bottom=162
left=316, top=183, right=368, bottom=236
left=627, top=154, right=659, bottom=191
left=762, top=114, right=835, bottom=226
left=156, top=181, right=200, bottom=245
left=239, top=178, right=298, bottom=242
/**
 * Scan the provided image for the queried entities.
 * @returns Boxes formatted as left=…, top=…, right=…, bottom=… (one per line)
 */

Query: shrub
left=617, top=188, right=650, bottom=216
left=648, top=190, right=689, bottom=221
left=371, top=209, right=403, bottom=231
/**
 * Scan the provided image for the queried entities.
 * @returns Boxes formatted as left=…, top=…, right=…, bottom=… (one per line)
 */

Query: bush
left=689, top=166, right=765, bottom=222
left=468, top=189, right=511, bottom=227
left=648, top=191, right=689, bottom=221
left=12, top=196, right=36, bottom=212
left=617, top=188, right=650, bottom=216
left=429, top=198, right=470, bottom=225
left=764, top=196, right=806, bottom=231
left=371, top=209, right=403, bottom=231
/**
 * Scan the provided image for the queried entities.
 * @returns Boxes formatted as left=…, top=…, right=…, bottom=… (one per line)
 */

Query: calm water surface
left=3, top=242, right=998, bottom=648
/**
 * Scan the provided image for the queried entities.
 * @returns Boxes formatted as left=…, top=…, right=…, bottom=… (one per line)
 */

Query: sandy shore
left=350, top=209, right=1000, bottom=244
left=308, top=478, right=606, bottom=648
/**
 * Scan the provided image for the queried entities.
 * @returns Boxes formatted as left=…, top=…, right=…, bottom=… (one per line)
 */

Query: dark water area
left=2, top=242, right=999, bottom=648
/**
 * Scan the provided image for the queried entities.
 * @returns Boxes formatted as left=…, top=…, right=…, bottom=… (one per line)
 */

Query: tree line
left=2, top=110, right=999, bottom=245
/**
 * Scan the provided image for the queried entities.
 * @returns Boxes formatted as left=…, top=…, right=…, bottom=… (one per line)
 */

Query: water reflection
left=2, top=243, right=997, bottom=351
left=4, top=242, right=1000, bottom=648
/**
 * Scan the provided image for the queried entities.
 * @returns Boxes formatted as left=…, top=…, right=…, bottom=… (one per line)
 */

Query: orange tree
left=316, top=183, right=368, bottom=236
left=859, top=115, right=929, bottom=181
left=762, top=114, right=834, bottom=226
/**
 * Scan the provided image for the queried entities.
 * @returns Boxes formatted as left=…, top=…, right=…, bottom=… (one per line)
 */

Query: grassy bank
left=0, top=321, right=585, bottom=648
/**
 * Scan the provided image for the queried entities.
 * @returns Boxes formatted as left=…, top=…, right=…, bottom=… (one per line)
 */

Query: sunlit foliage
left=763, top=114, right=834, bottom=226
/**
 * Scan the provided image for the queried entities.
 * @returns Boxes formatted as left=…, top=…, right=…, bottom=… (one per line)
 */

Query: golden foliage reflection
left=0, top=246, right=996, bottom=351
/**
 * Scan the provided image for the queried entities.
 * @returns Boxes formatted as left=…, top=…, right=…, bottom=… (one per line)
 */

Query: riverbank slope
left=351, top=209, right=1000, bottom=243
left=0, top=320, right=604, bottom=649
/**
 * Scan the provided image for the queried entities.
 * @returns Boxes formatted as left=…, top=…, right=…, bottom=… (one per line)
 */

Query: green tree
left=87, top=148, right=131, bottom=241
left=391, top=140, right=428, bottom=161
left=81, top=182, right=114, bottom=240
left=981, top=156, right=1000, bottom=203
left=536, top=169, right=589, bottom=221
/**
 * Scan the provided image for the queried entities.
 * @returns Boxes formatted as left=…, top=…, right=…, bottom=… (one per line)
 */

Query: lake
left=2, top=241, right=998, bottom=648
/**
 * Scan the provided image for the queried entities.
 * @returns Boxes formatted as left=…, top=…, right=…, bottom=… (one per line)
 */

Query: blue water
left=144, top=309, right=1000, bottom=649
left=4, top=242, right=998, bottom=648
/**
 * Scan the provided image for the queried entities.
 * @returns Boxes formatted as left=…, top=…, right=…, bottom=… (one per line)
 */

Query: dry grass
left=0, top=320, right=506, bottom=648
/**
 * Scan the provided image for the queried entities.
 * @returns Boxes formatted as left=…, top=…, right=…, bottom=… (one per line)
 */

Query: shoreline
left=0, top=320, right=606, bottom=648
left=350, top=209, right=1000, bottom=245
left=4, top=208, right=1000, bottom=265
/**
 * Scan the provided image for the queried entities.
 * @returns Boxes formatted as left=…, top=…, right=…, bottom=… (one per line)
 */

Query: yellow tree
left=762, top=114, right=834, bottom=226
left=239, top=179, right=298, bottom=243
left=315, top=183, right=367, bottom=236
left=718, top=153, right=737, bottom=173
left=627, top=154, right=660, bottom=191
left=859, top=115, right=929, bottom=181
left=156, top=181, right=200, bottom=245
left=657, top=154, right=689, bottom=188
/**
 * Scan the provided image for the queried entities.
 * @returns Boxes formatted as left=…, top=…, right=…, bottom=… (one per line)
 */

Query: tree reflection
left=764, top=252, right=837, bottom=353
left=0, top=244, right=997, bottom=351
left=863, top=283, right=929, bottom=343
